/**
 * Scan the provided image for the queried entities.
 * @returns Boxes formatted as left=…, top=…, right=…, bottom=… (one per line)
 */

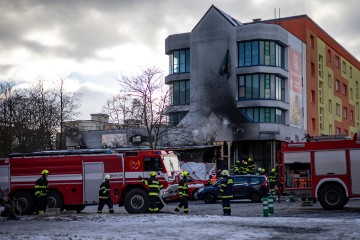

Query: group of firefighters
left=3, top=161, right=279, bottom=217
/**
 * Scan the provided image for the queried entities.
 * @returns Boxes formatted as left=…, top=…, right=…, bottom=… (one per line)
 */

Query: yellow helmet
left=150, top=171, right=156, bottom=177
left=221, top=170, right=229, bottom=176
left=271, top=168, right=276, bottom=173
left=105, top=174, right=111, bottom=180
left=41, top=169, right=49, bottom=175
left=248, top=157, right=252, bottom=161
left=182, top=171, right=189, bottom=177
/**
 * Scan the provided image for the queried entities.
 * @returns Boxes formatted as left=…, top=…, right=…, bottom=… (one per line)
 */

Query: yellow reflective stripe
left=35, top=185, right=47, bottom=188
left=99, top=196, right=108, bottom=199
left=221, top=195, right=233, bottom=198
left=149, top=192, right=158, bottom=196
left=149, top=184, right=160, bottom=188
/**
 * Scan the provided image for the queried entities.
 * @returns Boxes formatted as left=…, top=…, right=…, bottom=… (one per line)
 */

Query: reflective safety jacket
left=220, top=176, right=234, bottom=199
left=178, top=177, right=189, bottom=197
left=247, top=160, right=255, bottom=175
left=99, top=180, right=111, bottom=200
left=142, top=177, right=163, bottom=196
left=269, top=172, right=278, bottom=184
left=34, top=176, right=48, bottom=198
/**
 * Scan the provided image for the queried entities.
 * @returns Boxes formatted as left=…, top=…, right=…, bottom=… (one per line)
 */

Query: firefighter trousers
left=97, top=198, right=114, bottom=213
left=175, top=196, right=188, bottom=213
left=222, top=198, right=231, bottom=216
left=149, top=195, right=159, bottom=213
left=36, top=196, right=48, bottom=214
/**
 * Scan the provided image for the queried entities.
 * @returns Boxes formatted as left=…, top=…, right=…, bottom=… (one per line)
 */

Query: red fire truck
left=0, top=149, right=181, bottom=214
left=278, top=134, right=360, bottom=210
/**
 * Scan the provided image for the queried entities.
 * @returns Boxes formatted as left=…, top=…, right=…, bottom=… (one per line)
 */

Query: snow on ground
left=1, top=201, right=360, bottom=240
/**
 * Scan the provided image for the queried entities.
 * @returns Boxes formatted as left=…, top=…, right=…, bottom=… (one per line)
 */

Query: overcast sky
left=1, top=0, right=359, bottom=119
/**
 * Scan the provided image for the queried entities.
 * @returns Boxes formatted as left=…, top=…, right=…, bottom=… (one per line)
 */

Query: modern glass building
left=165, top=5, right=360, bottom=172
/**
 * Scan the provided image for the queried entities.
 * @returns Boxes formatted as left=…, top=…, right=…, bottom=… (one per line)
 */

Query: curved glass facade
left=238, top=40, right=285, bottom=68
left=238, top=74, right=285, bottom=101
left=240, top=107, right=285, bottom=124
left=169, top=49, right=190, bottom=74
left=170, top=80, right=190, bottom=105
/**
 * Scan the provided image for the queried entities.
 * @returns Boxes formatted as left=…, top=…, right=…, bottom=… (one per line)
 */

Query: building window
left=329, top=125, right=333, bottom=134
left=336, top=127, right=341, bottom=135
left=342, top=61, right=347, bottom=73
left=319, top=81, right=323, bottom=104
left=238, top=40, right=284, bottom=68
left=310, top=35, right=315, bottom=49
left=335, top=79, right=340, bottom=92
left=350, top=66, right=353, bottom=78
left=171, top=80, right=190, bottom=105
left=327, top=49, right=331, bottom=63
left=311, top=62, right=315, bottom=76
left=169, top=49, right=190, bottom=74
left=240, top=107, right=285, bottom=124
left=328, top=74, right=332, bottom=87
left=238, top=74, right=284, bottom=101
left=311, top=90, right=316, bottom=104
left=343, top=107, right=347, bottom=119
left=350, top=88, right=353, bottom=100
left=344, top=129, right=348, bottom=136
left=350, top=110, right=354, bottom=121
left=318, top=55, right=323, bottom=78
left=311, top=118, right=316, bottom=132
left=356, top=81, right=359, bottom=99
left=169, top=111, right=187, bottom=126
left=336, top=103, right=340, bottom=116
left=335, top=55, right=339, bottom=68
left=328, top=100, right=332, bottom=113
left=342, top=84, right=347, bottom=96
left=319, top=107, right=324, bottom=130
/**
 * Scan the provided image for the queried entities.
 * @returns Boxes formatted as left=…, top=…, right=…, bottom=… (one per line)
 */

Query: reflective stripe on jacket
left=35, top=177, right=48, bottom=197
left=178, top=177, right=188, bottom=197
left=99, top=181, right=111, bottom=199
left=220, top=176, right=234, bottom=199
left=142, top=177, right=163, bottom=196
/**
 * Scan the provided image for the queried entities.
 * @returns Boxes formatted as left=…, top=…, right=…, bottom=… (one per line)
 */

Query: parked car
left=164, top=175, right=205, bottom=201
left=197, top=175, right=269, bottom=203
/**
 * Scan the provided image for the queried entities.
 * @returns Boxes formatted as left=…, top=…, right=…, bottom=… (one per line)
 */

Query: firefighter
left=97, top=175, right=114, bottom=213
left=174, top=171, right=189, bottom=213
left=220, top=170, right=234, bottom=216
left=34, top=169, right=49, bottom=214
left=233, top=160, right=240, bottom=174
left=140, top=171, right=163, bottom=213
left=269, top=168, right=277, bottom=195
left=247, top=157, right=255, bottom=175
left=239, top=160, right=248, bottom=175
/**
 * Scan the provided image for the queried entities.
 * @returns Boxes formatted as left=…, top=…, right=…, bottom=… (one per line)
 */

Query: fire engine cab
left=278, top=133, right=360, bottom=210
left=0, top=149, right=181, bottom=214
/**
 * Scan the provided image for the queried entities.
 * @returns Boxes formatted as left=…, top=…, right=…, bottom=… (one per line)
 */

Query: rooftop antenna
left=279, top=8, right=280, bottom=19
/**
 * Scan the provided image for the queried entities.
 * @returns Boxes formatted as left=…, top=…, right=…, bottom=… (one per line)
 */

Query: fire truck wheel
left=47, top=190, right=63, bottom=210
left=318, top=184, right=346, bottom=210
left=124, top=188, right=148, bottom=214
left=13, top=191, right=36, bottom=215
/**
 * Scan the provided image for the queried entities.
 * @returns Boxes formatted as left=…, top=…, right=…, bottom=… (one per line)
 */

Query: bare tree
left=55, top=75, right=81, bottom=149
left=113, top=67, right=170, bottom=149
left=0, top=77, right=80, bottom=157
